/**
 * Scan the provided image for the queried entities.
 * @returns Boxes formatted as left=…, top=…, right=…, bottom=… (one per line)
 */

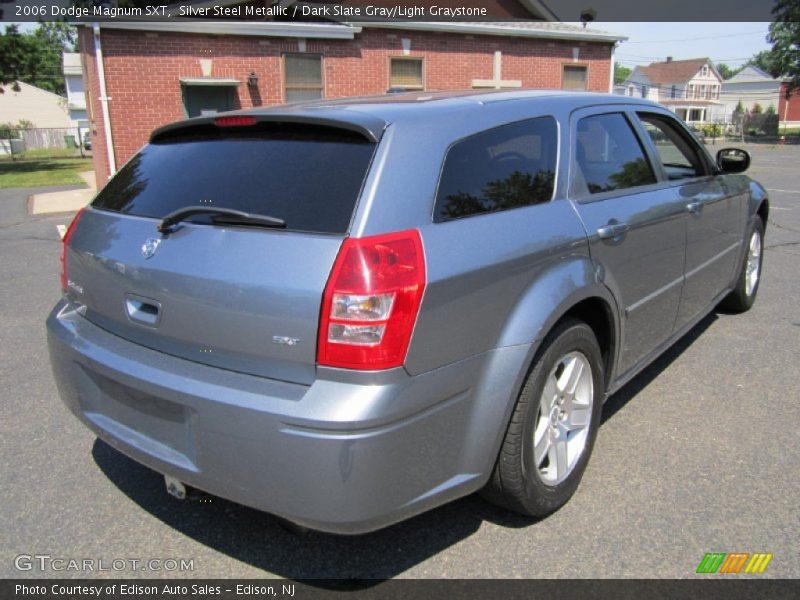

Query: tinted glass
left=92, top=126, right=375, bottom=234
left=434, top=117, right=557, bottom=222
left=574, top=113, right=656, bottom=195
left=637, top=112, right=706, bottom=180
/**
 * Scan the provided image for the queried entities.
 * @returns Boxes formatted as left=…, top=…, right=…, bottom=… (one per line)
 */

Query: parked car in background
left=83, top=131, right=91, bottom=151
left=47, top=91, right=768, bottom=534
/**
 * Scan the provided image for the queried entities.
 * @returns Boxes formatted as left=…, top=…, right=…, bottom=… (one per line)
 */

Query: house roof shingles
left=635, top=58, right=712, bottom=85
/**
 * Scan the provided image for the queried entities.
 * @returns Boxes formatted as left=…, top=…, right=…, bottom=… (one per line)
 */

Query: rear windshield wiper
left=157, top=206, right=286, bottom=233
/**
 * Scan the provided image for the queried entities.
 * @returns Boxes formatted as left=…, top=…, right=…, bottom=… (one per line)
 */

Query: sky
left=595, top=22, right=773, bottom=68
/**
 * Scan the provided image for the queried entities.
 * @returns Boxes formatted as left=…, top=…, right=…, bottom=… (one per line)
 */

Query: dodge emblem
left=141, top=237, right=161, bottom=259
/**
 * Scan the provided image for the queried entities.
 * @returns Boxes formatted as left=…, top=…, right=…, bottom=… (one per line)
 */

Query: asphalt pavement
left=1, top=146, right=798, bottom=580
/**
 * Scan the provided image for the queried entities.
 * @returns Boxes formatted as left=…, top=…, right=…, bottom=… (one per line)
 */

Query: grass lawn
left=0, top=156, right=94, bottom=189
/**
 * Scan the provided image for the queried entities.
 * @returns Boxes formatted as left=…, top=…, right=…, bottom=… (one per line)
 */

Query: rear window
left=92, top=124, right=376, bottom=234
left=434, top=117, right=557, bottom=223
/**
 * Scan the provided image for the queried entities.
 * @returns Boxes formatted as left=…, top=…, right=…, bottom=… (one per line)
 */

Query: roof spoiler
left=150, top=111, right=386, bottom=144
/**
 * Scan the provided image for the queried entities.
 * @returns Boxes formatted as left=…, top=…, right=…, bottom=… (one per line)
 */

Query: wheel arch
left=756, top=198, right=769, bottom=230
left=553, top=297, right=617, bottom=389
left=749, top=180, right=769, bottom=231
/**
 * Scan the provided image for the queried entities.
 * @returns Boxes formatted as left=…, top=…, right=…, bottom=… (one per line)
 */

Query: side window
left=637, top=112, right=707, bottom=181
left=434, top=117, right=557, bottom=222
left=574, top=113, right=656, bottom=195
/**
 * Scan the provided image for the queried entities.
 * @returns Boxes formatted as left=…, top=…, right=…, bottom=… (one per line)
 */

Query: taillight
left=318, top=230, right=426, bottom=370
left=60, top=207, right=86, bottom=294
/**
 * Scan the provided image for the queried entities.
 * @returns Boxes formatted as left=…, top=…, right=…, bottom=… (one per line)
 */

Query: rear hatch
left=65, top=119, right=378, bottom=385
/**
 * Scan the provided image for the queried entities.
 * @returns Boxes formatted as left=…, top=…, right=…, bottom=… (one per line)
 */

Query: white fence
left=0, top=127, right=88, bottom=155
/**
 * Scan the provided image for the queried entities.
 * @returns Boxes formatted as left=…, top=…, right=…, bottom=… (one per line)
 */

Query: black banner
left=4, top=579, right=800, bottom=600
left=0, top=0, right=787, bottom=23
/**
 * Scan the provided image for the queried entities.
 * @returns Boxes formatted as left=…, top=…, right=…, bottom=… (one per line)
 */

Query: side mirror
left=716, top=148, right=751, bottom=174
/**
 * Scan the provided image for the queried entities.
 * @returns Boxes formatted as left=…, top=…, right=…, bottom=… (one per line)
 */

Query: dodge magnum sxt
left=47, top=91, right=767, bottom=533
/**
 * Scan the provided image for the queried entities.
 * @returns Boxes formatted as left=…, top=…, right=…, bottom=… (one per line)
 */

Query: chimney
left=666, top=56, right=673, bottom=63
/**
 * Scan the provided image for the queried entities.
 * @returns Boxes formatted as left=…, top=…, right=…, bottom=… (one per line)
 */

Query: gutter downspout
left=93, top=23, right=116, bottom=177
left=609, top=42, right=616, bottom=94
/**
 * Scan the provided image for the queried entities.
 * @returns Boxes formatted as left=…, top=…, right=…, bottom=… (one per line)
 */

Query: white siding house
left=63, top=53, right=89, bottom=129
left=719, top=66, right=781, bottom=118
left=0, top=81, right=71, bottom=128
left=620, top=58, right=724, bottom=123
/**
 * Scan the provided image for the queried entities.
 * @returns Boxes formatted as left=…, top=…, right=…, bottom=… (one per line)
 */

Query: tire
left=483, top=318, right=604, bottom=517
left=719, top=218, right=764, bottom=313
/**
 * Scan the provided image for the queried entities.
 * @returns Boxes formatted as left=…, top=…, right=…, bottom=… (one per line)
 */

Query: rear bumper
left=46, top=300, right=528, bottom=534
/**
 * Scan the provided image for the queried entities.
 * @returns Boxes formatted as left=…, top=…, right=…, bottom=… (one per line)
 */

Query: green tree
left=0, top=23, right=76, bottom=95
left=767, top=1, right=800, bottom=97
left=745, top=50, right=776, bottom=74
left=0, top=25, right=33, bottom=93
left=614, top=62, right=632, bottom=85
left=715, top=63, right=740, bottom=80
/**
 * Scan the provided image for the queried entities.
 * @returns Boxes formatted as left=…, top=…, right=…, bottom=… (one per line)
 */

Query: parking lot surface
left=1, top=145, right=798, bottom=580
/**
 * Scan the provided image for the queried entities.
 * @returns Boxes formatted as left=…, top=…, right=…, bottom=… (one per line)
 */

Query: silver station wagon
left=47, top=90, right=768, bottom=534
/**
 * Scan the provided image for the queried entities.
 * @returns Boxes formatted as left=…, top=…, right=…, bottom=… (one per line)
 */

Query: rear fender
left=464, top=256, right=620, bottom=478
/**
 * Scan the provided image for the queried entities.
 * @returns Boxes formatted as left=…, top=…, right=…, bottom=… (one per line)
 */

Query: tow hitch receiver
left=165, top=475, right=186, bottom=500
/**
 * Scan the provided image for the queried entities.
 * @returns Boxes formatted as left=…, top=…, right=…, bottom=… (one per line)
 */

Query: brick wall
left=81, top=27, right=613, bottom=184
left=778, top=83, right=800, bottom=125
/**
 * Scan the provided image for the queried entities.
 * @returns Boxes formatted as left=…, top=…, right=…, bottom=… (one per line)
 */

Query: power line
left=621, top=30, right=767, bottom=44
left=617, top=55, right=753, bottom=62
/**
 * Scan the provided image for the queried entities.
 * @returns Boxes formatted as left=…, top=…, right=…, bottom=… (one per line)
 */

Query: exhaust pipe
left=164, top=475, right=186, bottom=500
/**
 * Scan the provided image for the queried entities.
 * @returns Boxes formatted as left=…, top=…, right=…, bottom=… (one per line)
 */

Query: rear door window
left=573, top=113, right=656, bottom=196
left=434, top=117, right=557, bottom=222
left=91, top=124, right=375, bottom=234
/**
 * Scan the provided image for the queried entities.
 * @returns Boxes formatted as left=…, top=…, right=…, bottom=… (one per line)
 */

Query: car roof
left=151, top=90, right=663, bottom=144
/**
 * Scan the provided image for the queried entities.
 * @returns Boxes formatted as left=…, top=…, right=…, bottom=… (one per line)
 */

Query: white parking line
left=766, top=188, right=800, bottom=194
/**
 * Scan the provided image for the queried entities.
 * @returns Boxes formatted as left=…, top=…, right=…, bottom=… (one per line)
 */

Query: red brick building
left=77, top=20, right=623, bottom=184
left=779, top=82, right=800, bottom=129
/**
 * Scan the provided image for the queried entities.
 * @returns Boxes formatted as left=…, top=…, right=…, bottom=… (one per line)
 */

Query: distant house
left=0, top=81, right=71, bottom=128
left=621, top=57, right=724, bottom=123
left=720, top=66, right=800, bottom=127
left=63, top=53, right=89, bottom=130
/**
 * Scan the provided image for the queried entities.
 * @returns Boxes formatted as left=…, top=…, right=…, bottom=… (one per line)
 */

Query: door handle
left=686, top=202, right=702, bottom=215
left=597, top=222, right=630, bottom=240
